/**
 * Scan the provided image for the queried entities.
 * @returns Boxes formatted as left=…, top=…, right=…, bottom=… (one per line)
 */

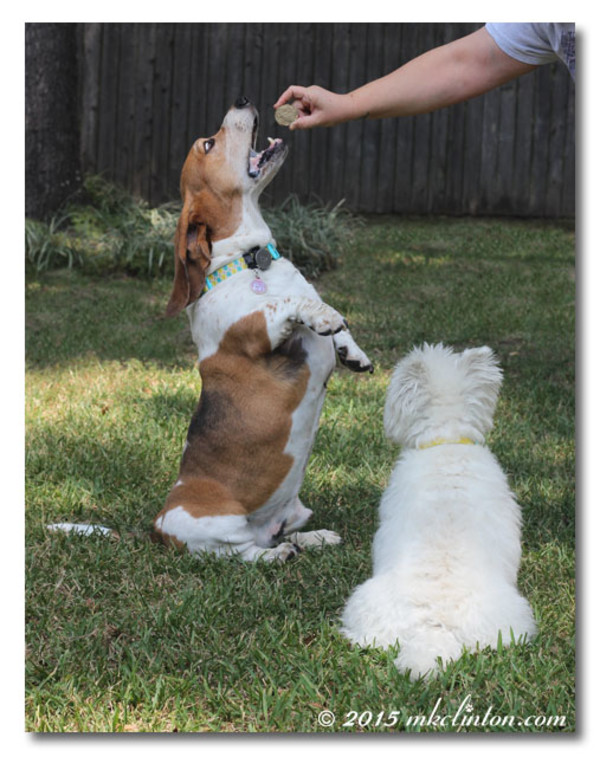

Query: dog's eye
left=204, top=139, right=215, bottom=154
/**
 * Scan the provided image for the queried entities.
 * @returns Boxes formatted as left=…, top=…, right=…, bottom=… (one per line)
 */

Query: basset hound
left=154, top=97, right=373, bottom=561
left=48, top=98, right=372, bottom=561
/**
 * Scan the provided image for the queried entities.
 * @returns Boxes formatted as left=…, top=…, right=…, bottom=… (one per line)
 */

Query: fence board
left=547, top=65, right=570, bottom=216
left=168, top=24, right=192, bottom=197
left=131, top=24, right=156, bottom=199
left=79, top=24, right=101, bottom=174
left=375, top=23, right=401, bottom=213
left=562, top=83, right=576, bottom=214
left=325, top=23, right=351, bottom=207
left=78, top=22, right=575, bottom=217
left=513, top=72, right=535, bottom=214
left=96, top=24, right=119, bottom=180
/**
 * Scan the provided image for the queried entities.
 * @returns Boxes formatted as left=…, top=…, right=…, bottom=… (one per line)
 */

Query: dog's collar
left=202, top=243, right=281, bottom=295
left=418, top=437, right=477, bottom=450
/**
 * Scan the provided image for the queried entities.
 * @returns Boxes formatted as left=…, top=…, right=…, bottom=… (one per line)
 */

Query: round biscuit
left=275, top=104, right=298, bottom=126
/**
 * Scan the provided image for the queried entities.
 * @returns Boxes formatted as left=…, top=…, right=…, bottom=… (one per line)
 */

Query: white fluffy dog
left=341, top=343, right=536, bottom=679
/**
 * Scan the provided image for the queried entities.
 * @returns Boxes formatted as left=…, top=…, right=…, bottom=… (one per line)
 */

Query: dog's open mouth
left=248, top=137, right=285, bottom=179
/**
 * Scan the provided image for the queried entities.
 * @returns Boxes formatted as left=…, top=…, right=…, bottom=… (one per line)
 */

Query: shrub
left=25, top=177, right=357, bottom=279
left=264, top=195, right=361, bottom=278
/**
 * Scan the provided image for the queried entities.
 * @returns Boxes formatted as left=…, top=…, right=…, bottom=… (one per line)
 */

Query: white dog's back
left=341, top=344, right=536, bottom=679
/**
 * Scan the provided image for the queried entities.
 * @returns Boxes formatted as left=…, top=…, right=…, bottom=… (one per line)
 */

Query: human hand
left=273, top=85, right=353, bottom=130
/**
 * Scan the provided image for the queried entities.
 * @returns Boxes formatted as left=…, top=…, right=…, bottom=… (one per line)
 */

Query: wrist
left=313, top=91, right=360, bottom=127
left=331, top=91, right=367, bottom=124
left=345, top=89, right=377, bottom=121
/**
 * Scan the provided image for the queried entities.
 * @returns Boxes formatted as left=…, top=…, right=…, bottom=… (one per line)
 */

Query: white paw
left=336, top=345, right=374, bottom=373
left=258, top=541, right=300, bottom=563
left=334, top=332, right=374, bottom=373
left=299, top=302, right=346, bottom=336
left=289, top=529, right=342, bottom=548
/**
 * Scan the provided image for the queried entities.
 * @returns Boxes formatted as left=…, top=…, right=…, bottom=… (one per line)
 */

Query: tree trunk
left=25, top=23, right=81, bottom=219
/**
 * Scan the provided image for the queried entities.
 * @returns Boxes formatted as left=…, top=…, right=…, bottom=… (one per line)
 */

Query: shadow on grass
left=25, top=270, right=195, bottom=370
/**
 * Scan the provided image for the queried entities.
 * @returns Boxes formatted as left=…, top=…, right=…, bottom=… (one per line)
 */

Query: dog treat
left=275, top=104, right=298, bottom=127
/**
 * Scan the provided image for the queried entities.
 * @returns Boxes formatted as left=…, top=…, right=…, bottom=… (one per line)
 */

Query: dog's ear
left=460, top=346, right=503, bottom=391
left=460, top=347, right=503, bottom=430
left=383, top=350, right=430, bottom=442
left=165, top=209, right=212, bottom=317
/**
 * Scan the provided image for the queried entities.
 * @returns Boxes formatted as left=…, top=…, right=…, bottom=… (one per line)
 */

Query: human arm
left=273, top=27, right=537, bottom=130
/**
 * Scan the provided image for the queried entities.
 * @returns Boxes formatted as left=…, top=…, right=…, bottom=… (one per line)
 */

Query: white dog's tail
left=47, top=523, right=116, bottom=538
left=395, top=626, right=465, bottom=680
left=47, top=522, right=164, bottom=544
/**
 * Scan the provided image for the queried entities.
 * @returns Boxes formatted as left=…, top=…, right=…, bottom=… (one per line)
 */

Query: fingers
left=274, top=85, right=322, bottom=130
left=289, top=112, right=317, bottom=131
left=273, top=85, right=307, bottom=109
left=273, top=86, right=310, bottom=130
left=274, top=85, right=351, bottom=131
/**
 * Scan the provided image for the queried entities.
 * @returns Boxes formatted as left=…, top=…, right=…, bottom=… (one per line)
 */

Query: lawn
left=25, top=215, right=575, bottom=732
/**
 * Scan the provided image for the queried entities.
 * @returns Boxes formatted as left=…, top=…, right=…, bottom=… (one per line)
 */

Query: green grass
left=25, top=215, right=575, bottom=732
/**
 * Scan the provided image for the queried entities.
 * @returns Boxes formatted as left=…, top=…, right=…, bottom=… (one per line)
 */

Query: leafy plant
left=25, top=213, right=84, bottom=271
left=264, top=195, right=360, bottom=278
left=25, top=178, right=356, bottom=279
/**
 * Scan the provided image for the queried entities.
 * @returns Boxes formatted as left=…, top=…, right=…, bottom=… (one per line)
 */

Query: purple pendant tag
left=251, top=277, right=267, bottom=294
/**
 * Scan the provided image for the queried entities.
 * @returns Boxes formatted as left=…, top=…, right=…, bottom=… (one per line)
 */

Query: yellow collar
left=418, top=437, right=477, bottom=450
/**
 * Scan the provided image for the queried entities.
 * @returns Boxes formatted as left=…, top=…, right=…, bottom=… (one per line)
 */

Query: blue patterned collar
left=202, top=243, right=281, bottom=294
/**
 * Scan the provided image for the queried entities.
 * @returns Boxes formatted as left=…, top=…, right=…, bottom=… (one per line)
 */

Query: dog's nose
left=234, top=96, right=251, bottom=109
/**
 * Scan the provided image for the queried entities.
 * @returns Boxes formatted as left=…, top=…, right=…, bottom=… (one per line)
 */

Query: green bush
left=25, top=177, right=355, bottom=279
left=26, top=176, right=177, bottom=276
left=264, top=195, right=360, bottom=278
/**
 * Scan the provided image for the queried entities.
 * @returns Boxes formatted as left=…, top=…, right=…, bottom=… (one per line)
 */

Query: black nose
left=234, top=96, right=250, bottom=109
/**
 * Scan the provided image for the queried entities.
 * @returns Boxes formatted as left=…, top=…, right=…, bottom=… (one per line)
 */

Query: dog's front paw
left=336, top=345, right=374, bottom=373
left=334, top=332, right=374, bottom=373
left=297, top=302, right=347, bottom=337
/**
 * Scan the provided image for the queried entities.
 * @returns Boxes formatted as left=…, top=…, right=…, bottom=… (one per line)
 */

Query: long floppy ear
left=165, top=209, right=212, bottom=317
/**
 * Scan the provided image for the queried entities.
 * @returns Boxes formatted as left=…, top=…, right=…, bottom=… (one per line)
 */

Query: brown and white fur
left=51, top=98, right=372, bottom=562
left=155, top=97, right=373, bottom=561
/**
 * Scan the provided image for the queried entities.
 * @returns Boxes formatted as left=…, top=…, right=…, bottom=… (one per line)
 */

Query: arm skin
left=273, top=27, right=538, bottom=130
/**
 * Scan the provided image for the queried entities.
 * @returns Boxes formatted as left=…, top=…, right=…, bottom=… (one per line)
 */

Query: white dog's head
left=384, top=344, right=503, bottom=448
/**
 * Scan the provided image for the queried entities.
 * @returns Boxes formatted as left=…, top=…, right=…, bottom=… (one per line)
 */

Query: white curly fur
left=341, top=343, right=536, bottom=679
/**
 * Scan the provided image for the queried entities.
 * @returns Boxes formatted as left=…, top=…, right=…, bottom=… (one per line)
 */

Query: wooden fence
left=78, top=22, right=575, bottom=217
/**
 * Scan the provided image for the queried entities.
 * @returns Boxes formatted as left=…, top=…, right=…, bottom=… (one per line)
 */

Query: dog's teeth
left=267, top=137, right=275, bottom=146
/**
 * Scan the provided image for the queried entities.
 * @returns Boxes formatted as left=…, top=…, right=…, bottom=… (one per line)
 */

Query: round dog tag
left=251, top=278, right=267, bottom=294
left=254, top=247, right=272, bottom=270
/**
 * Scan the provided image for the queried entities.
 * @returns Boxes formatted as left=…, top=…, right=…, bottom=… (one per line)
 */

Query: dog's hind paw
left=289, top=529, right=342, bottom=548
left=259, top=541, right=301, bottom=563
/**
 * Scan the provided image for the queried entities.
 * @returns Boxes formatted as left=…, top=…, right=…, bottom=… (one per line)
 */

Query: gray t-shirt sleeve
left=485, top=22, right=575, bottom=78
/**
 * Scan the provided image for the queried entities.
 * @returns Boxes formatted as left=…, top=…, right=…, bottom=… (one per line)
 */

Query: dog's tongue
left=249, top=150, right=261, bottom=176
left=249, top=138, right=282, bottom=175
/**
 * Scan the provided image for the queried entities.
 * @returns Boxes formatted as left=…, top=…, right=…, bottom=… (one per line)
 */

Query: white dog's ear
left=460, top=347, right=503, bottom=389
left=460, top=347, right=503, bottom=426
left=383, top=349, right=430, bottom=442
